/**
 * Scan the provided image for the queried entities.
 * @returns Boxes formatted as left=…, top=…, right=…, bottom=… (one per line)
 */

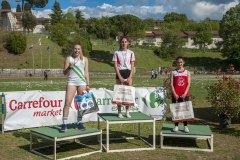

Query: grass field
left=0, top=75, right=240, bottom=160
left=1, top=34, right=232, bottom=73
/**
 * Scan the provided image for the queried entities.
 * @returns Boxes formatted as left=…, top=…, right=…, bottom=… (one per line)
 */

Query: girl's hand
left=68, top=64, right=73, bottom=69
left=174, top=94, right=179, bottom=100
left=86, top=85, right=90, bottom=92
left=181, top=94, right=186, bottom=99
left=119, top=77, right=125, bottom=84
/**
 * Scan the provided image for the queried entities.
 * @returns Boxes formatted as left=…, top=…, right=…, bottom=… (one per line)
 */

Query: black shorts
left=172, top=96, right=189, bottom=103
left=116, top=70, right=131, bottom=79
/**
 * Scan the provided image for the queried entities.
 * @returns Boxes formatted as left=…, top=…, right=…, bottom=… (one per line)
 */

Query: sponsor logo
left=142, top=89, right=164, bottom=108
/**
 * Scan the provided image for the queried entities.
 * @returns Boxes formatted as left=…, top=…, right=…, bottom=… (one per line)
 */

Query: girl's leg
left=116, top=79, right=124, bottom=118
left=126, top=77, right=132, bottom=118
left=61, top=85, right=77, bottom=132
left=118, top=105, right=123, bottom=118
left=76, top=85, right=87, bottom=130
left=183, top=96, right=190, bottom=132
left=172, top=96, right=179, bottom=131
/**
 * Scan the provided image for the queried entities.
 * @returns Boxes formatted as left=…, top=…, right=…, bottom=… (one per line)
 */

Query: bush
left=207, top=76, right=240, bottom=118
left=61, top=34, right=92, bottom=57
left=6, top=32, right=27, bottom=54
left=0, top=31, right=9, bottom=51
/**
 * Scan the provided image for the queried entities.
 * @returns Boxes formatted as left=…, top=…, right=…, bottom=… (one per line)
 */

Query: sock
left=63, top=117, right=68, bottom=124
left=77, top=117, right=83, bottom=124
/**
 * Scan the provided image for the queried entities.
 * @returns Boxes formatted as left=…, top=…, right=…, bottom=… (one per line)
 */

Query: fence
left=0, top=69, right=117, bottom=77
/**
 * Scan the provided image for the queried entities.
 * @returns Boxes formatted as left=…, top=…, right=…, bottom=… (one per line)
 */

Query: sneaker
left=126, top=112, right=131, bottom=118
left=60, top=124, right=67, bottom=132
left=76, top=123, right=86, bottom=130
left=184, top=126, right=189, bottom=133
left=118, top=113, right=124, bottom=118
left=173, top=126, right=179, bottom=132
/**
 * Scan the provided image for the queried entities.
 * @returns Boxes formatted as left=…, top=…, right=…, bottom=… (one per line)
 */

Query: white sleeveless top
left=68, top=56, right=86, bottom=86
left=112, top=49, right=135, bottom=70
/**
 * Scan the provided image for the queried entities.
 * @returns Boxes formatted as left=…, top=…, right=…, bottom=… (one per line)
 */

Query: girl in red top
left=171, top=56, right=191, bottom=133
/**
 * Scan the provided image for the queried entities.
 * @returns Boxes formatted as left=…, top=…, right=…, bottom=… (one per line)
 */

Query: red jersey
left=172, top=69, right=189, bottom=96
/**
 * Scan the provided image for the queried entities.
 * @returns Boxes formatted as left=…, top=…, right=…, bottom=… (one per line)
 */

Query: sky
left=7, top=0, right=240, bottom=20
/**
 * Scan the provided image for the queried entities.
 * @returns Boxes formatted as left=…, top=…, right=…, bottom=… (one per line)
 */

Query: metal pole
left=29, top=45, right=34, bottom=75
left=40, top=47, right=42, bottom=70
left=47, top=46, right=50, bottom=69
left=32, top=49, right=34, bottom=73
left=2, top=92, right=5, bottom=134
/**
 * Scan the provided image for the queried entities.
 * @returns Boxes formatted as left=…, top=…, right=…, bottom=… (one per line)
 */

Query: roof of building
left=146, top=29, right=220, bottom=38
left=0, top=9, right=11, bottom=13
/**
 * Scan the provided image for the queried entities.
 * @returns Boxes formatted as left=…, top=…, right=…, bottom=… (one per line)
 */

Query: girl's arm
left=170, top=71, right=179, bottom=100
left=127, top=61, right=134, bottom=83
left=114, top=61, right=124, bottom=83
left=182, top=71, right=191, bottom=98
left=63, top=57, right=71, bottom=75
left=84, top=57, right=90, bottom=89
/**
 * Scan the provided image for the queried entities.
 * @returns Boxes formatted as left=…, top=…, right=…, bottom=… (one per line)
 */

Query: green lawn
left=0, top=76, right=240, bottom=160
left=1, top=35, right=230, bottom=73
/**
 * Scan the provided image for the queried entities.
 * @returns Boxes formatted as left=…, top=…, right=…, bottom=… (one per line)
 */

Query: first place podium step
left=98, top=112, right=156, bottom=153
left=160, top=123, right=213, bottom=152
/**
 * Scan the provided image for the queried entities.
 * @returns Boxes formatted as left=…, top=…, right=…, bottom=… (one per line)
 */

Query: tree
left=95, top=18, right=110, bottom=41
left=193, top=22, right=213, bottom=50
left=1, top=1, right=11, bottom=9
left=49, top=1, right=63, bottom=25
left=24, top=2, right=32, bottom=12
left=61, top=12, right=79, bottom=34
left=22, top=12, right=37, bottom=33
left=26, top=0, right=48, bottom=8
left=203, top=18, right=220, bottom=31
left=49, top=23, right=68, bottom=46
left=75, top=9, right=85, bottom=29
left=16, top=4, right=22, bottom=12
left=164, top=12, right=188, bottom=23
left=85, top=17, right=98, bottom=34
left=62, top=34, right=92, bottom=57
left=219, top=4, right=240, bottom=60
left=110, top=14, right=144, bottom=36
left=154, top=30, right=185, bottom=59
left=143, top=18, right=157, bottom=29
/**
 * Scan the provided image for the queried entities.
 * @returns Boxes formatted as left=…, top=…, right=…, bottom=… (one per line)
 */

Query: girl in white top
left=112, top=36, right=135, bottom=118
left=60, top=43, right=90, bottom=132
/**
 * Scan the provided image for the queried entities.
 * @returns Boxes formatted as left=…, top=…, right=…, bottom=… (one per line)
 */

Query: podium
left=98, top=112, right=156, bottom=152
left=160, top=123, right=213, bottom=152
left=30, top=125, right=102, bottom=160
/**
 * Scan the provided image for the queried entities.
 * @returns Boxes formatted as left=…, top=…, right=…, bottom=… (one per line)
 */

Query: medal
left=122, top=51, right=127, bottom=68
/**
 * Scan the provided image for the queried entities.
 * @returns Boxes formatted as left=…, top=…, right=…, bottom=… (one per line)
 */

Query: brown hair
left=175, top=56, right=184, bottom=62
left=119, top=36, right=130, bottom=50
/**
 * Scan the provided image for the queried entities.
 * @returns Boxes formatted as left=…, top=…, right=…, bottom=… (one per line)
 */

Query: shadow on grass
left=90, top=50, right=113, bottom=67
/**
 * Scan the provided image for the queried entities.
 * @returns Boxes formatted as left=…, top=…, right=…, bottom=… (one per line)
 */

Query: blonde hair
left=73, top=43, right=84, bottom=60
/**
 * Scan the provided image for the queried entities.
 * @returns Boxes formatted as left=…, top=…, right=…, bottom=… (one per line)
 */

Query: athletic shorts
left=68, top=77, right=86, bottom=86
left=172, top=96, right=189, bottom=103
left=116, top=69, right=131, bottom=79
